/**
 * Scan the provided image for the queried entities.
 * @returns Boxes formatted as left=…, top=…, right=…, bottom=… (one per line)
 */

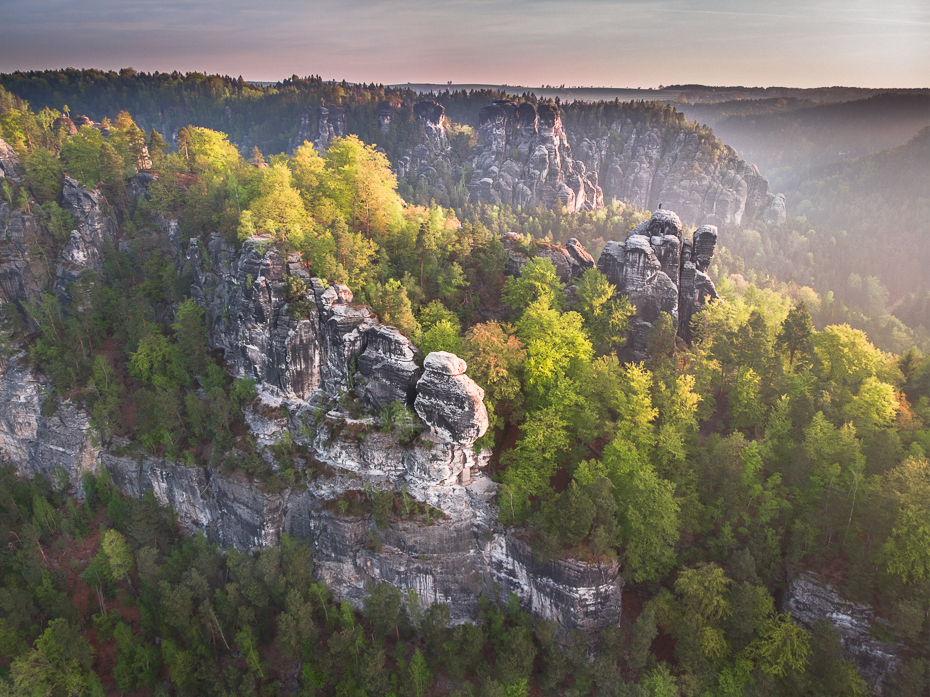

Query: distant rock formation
left=597, top=209, right=719, bottom=357
left=55, top=178, right=119, bottom=298
left=287, top=104, right=348, bottom=154
left=469, top=100, right=603, bottom=213
left=378, top=98, right=787, bottom=229
left=395, top=100, right=451, bottom=187
left=572, top=120, right=787, bottom=228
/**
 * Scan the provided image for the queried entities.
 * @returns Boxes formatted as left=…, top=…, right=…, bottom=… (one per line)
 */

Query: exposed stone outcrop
left=469, top=100, right=603, bottom=213
left=784, top=574, right=901, bottom=695
left=0, top=357, right=100, bottom=492
left=356, top=325, right=422, bottom=410
left=596, top=209, right=719, bottom=356
left=572, top=119, right=786, bottom=228
left=395, top=100, right=453, bottom=188
left=0, top=138, right=18, bottom=178
left=0, top=351, right=622, bottom=629
left=0, top=205, right=624, bottom=631
left=377, top=101, right=400, bottom=133
left=55, top=177, right=118, bottom=297
left=413, top=100, right=448, bottom=152
left=0, top=204, right=47, bottom=307
left=500, top=233, right=593, bottom=284
left=414, top=352, right=489, bottom=447
left=288, top=104, right=347, bottom=154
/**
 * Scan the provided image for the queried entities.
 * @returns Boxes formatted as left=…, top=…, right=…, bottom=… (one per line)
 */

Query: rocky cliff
left=502, top=209, right=719, bottom=356
left=287, top=104, right=348, bottom=154
left=386, top=99, right=786, bottom=228
left=468, top=100, right=603, bottom=213
left=0, top=203, right=48, bottom=307
left=0, top=192, right=626, bottom=629
left=784, top=573, right=901, bottom=695
left=0, top=137, right=18, bottom=178
left=570, top=119, right=786, bottom=227
left=597, top=209, right=719, bottom=357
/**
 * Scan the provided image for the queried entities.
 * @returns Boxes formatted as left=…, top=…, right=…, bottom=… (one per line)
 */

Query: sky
left=0, top=0, right=927, bottom=88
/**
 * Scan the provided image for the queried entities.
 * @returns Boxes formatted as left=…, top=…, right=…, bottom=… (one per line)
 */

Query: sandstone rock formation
left=414, top=351, right=489, bottom=446
left=0, top=204, right=47, bottom=307
left=501, top=233, right=592, bottom=284
left=596, top=209, right=719, bottom=356
left=395, top=100, right=452, bottom=187
left=0, top=179, right=624, bottom=630
left=287, top=104, right=347, bottom=154
left=572, top=119, right=787, bottom=228
left=357, top=325, right=422, bottom=410
left=55, top=177, right=118, bottom=298
left=0, top=137, right=18, bottom=178
left=469, top=100, right=603, bottom=213
left=784, top=573, right=900, bottom=695
left=0, top=337, right=621, bottom=629
left=412, top=100, right=448, bottom=152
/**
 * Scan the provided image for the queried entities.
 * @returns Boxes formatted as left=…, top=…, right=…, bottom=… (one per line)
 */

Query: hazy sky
left=1, top=0, right=927, bottom=87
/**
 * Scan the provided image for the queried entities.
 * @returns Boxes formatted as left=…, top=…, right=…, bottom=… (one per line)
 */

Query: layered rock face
left=395, top=100, right=452, bottom=188
left=572, top=120, right=787, bottom=227
left=0, top=204, right=47, bottom=307
left=414, top=351, right=488, bottom=447
left=412, top=100, right=448, bottom=152
left=0, top=137, right=18, bottom=178
left=501, top=233, right=593, bottom=284
left=596, top=209, right=719, bottom=357
left=287, top=104, right=347, bottom=154
left=784, top=574, right=900, bottom=695
left=0, top=216, right=624, bottom=629
left=55, top=177, right=119, bottom=297
left=469, top=100, right=603, bottom=213
left=0, top=344, right=622, bottom=629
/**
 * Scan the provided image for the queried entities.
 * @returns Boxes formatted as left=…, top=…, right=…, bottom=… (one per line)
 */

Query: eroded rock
left=414, top=351, right=489, bottom=446
left=0, top=138, right=18, bottom=178
left=784, top=574, right=901, bottom=695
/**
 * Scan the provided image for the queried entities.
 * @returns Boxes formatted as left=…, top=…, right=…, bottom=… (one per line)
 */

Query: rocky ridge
left=502, top=209, right=720, bottom=355
left=570, top=119, right=786, bottom=227
left=0, top=181, right=625, bottom=629
left=287, top=104, right=348, bottom=154
left=384, top=99, right=786, bottom=228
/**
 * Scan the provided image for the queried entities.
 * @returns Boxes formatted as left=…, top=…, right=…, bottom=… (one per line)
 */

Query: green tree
left=60, top=126, right=104, bottom=187
left=24, top=146, right=63, bottom=202
left=574, top=268, right=633, bottom=354
left=10, top=618, right=102, bottom=697
left=172, top=298, right=209, bottom=375
left=747, top=612, right=811, bottom=677
left=777, top=301, right=814, bottom=367
left=369, top=278, right=419, bottom=338
left=102, top=530, right=134, bottom=585
left=516, top=300, right=592, bottom=408
left=502, top=257, right=564, bottom=312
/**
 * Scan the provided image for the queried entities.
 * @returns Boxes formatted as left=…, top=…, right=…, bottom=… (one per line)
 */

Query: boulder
left=414, top=351, right=488, bottom=446
left=356, top=325, right=422, bottom=410
left=566, top=237, right=595, bottom=272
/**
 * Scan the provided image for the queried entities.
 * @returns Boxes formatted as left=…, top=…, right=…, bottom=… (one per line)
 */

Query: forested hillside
left=680, top=93, right=930, bottom=189
left=0, top=77, right=929, bottom=697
